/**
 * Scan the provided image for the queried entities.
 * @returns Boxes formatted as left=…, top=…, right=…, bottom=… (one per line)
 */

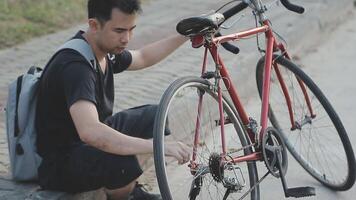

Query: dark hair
left=88, top=0, right=142, bottom=24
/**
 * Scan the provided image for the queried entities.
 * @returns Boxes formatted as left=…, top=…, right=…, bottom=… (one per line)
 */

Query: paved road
left=0, top=0, right=354, bottom=199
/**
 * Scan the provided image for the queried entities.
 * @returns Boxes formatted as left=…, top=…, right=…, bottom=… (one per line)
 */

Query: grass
left=0, top=0, right=87, bottom=49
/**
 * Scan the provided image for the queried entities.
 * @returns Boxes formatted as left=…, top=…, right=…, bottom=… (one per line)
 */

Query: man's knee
left=105, top=179, right=137, bottom=200
left=104, top=154, right=143, bottom=190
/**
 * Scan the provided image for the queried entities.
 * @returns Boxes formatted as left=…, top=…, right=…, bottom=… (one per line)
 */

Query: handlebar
left=222, top=1, right=249, bottom=21
left=280, top=0, right=305, bottom=14
left=217, top=0, right=304, bottom=54
left=221, top=0, right=305, bottom=23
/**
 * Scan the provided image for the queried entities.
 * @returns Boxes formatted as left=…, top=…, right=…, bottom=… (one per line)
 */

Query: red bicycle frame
left=191, top=20, right=315, bottom=165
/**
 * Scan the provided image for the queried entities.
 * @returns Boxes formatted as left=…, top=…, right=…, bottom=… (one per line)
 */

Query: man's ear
left=88, top=18, right=102, bottom=33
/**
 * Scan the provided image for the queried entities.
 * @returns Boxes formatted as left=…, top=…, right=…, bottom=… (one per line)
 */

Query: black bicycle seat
left=176, top=13, right=225, bottom=36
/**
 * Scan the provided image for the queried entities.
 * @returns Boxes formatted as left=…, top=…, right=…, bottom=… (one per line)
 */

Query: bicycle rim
left=256, top=55, right=356, bottom=190
left=154, top=77, right=259, bottom=200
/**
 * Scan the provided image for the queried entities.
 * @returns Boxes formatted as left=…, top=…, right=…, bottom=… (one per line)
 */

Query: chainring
left=261, top=127, right=288, bottom=177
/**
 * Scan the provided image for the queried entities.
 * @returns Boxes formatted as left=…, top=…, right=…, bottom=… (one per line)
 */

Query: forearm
left=82, top=122, right=153, bottom=155
left=130, top=34, right=188, bottom=70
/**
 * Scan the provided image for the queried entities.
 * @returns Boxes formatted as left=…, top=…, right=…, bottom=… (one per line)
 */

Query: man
left=35, top=0, right=190, bottom=199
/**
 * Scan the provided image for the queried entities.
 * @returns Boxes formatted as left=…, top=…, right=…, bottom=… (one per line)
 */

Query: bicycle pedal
left=285, top=187, right=315, bottom=198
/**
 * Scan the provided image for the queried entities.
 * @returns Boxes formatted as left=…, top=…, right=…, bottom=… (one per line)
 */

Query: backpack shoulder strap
left=56, top=38, right=97, bottom=70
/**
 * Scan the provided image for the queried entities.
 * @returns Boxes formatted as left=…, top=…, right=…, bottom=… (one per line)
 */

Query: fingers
left=177, top=142, right=191, bottom=165
left=176, top=150, right=186, bottom=165
left=164, top=141, right=192, bottom=165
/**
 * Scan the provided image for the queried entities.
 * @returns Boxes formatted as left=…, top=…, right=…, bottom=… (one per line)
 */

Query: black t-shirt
left=36, top=31, right=132, bottom=157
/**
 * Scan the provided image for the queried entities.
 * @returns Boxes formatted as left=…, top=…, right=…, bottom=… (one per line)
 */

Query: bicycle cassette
left=209, top=153, right=224, bottom=182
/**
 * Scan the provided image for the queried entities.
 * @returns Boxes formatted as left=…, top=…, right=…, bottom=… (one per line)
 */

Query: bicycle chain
left=226, top=143, right=256, bottom=158
left=238, top=171, right=270, bottom=200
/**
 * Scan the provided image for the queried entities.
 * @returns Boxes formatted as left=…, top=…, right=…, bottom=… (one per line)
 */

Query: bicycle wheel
left=154, top=76, right=259, bottom=200
left=256, top=55, right=356, bottom=190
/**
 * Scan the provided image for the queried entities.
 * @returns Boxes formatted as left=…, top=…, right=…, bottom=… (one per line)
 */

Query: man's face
left=95, top=8, right=137, bottom=54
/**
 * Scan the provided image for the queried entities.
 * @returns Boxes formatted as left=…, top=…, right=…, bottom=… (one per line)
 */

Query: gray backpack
left=5, top=39, right=96, bottom=181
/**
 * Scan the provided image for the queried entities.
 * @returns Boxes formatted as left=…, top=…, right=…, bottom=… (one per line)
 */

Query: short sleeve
left=61, top=61, right=97, bottom=108
left=110, top=50, right=132, bottom=74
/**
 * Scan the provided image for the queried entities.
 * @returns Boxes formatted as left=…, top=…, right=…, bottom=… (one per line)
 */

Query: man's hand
left=165, top=141, right=191, bottom=165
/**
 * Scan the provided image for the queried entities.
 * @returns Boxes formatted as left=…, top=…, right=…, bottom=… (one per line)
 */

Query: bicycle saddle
left=176, top=13, right=225, bottom=36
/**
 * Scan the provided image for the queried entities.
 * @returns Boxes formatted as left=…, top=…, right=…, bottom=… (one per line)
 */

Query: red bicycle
left=153, top=0, right=356, bottom=199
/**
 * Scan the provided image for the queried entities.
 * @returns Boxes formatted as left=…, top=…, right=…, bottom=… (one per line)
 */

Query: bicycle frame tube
left=273, top=63, right=297, bottom=130
left=217, top=78, right=228, bottom=155
left=192, top=94, right=204, bottom=161
left=259, top=26, right=275, bottom=142
left=191, top=48, right=210, bottom=162
left=213, top=26, right=269, bottom=44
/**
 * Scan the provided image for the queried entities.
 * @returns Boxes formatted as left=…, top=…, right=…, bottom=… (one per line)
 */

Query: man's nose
left=120, top=31, right=130, bottom=44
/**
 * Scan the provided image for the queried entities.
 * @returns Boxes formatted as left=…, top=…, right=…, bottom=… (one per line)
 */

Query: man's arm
left=70, top=100, right=153, bottom=155
left=127, top=34, right=188, bottom=71
left=70, top=100, right=191, bottom=164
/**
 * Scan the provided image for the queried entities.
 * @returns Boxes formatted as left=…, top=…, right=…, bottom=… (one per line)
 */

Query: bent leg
left=38, top=144, right=143, bottom=194
left=105, top=180, right=137, bottom=200
left=105, top=104, right=171, bottom=139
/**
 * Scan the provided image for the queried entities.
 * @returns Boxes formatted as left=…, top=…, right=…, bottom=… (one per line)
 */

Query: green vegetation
left=0, top=0, right=87, bottom=49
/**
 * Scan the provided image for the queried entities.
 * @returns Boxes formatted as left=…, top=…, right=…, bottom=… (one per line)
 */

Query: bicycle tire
left=153, top=76, right=260, bottom=200
left=256, top=55, right=356, bottom=190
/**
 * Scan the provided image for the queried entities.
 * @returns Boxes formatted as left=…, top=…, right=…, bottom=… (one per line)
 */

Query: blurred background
left=0, top=0, right=87, bottom=49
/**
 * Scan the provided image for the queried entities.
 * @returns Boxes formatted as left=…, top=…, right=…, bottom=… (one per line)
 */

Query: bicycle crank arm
left=223, top=189, right=231, bottom=200
left=276, top=149, right=316, bottom=198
